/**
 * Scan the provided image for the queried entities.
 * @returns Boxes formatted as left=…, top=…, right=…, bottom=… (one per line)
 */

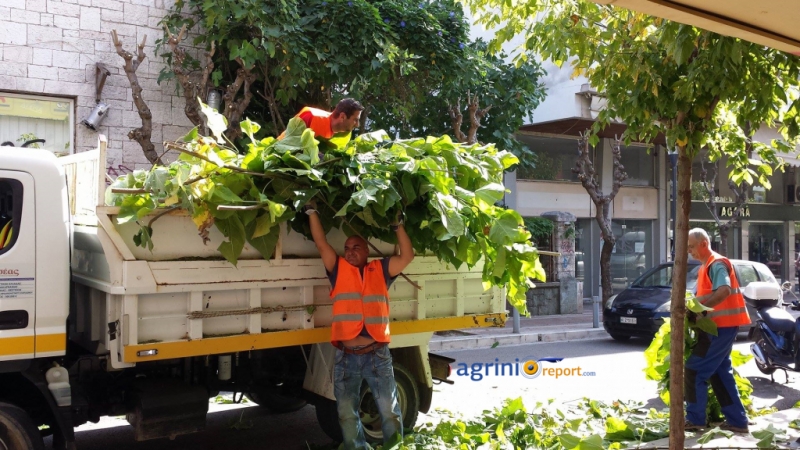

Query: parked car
left=603, top=259, right=778, bottom=341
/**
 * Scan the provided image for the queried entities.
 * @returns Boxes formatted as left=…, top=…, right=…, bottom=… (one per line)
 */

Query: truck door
left=0, top=171, right=35, bottom=362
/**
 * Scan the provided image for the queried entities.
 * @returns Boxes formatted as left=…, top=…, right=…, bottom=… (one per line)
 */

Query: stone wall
left=0, top=0, right=193, bottom=170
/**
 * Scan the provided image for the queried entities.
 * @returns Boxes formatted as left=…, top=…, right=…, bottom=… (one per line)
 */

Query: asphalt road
left=53, top=335, right=800, bottom=450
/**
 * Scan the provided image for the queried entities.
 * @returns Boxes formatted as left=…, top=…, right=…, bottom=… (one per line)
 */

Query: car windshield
left=632, top=264, right=701, bottom=291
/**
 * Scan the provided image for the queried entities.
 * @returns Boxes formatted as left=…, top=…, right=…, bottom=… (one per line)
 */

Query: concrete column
left=740, top=220, right=750, bottom=262
left=656, top=144, right=669, bottom=264
left=542, top=211, right=579, bottom=314
left=785, top=221, right=793, bottom=285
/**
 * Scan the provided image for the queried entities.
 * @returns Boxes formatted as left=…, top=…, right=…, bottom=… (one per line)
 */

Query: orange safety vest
left=330, top=257, right=391, bottom=344
left=278, top=107, right=335, bottom=140
left=696, top=252, right=750, bottom=328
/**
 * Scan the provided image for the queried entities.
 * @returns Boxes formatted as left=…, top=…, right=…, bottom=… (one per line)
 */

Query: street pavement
left=431, top=304, right=800, bottom=448
left=430, top=304, right=606, bottom=352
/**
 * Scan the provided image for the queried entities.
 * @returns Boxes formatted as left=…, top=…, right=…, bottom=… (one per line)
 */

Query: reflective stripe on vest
left=298, top=107, right=334, bottom=139
left=330, top=257, right=391, bottom=343
left=696, top=253, right=751, bottom=328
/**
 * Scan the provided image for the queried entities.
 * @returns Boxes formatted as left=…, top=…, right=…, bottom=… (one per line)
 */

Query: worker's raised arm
left=388, top=223, right=414, bottom=277
left=306, top=204, right=337, bottom=273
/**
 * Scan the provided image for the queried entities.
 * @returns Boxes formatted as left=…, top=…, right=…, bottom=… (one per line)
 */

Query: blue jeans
left=685, top=326, right=748, bottom=428
left=334, top=345, right=403, bottom=450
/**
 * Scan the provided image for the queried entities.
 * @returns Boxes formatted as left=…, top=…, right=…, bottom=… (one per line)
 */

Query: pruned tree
left=448, top=92, right=493, bottom=144
left=111, top=31, right=163, bottom=166
left=156, top=0, right=545, bottom=168
left=574, top=133, right=627, bottom=308
left=697, top=155, right=749, bottom=257
left=163, top=24, right=215, bottom=128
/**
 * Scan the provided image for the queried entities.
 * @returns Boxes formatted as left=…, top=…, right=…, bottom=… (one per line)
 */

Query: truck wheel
left=0, top=403, right=45, bottom=450
left=314, top=398, right=342, bottom=442
left=246, top=389, right=307, bottom=414
left=314, top=363, right=421, bottom=443
left=361, top=363, right=419, bottom=443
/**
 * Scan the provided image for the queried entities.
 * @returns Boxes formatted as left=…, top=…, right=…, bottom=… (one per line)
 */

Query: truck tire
left=246, top=389, right=307, bottom=414
left=0, top=403, right=45, bottom=450
left=314, top=363, right=420, bottom=443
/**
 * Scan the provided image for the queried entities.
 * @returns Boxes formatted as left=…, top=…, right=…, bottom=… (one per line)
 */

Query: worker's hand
left=687, top=311, right=698, bottom=323
left=390, top=209, right=404, bottom=231
left=302, top=198, right=318, bottom=215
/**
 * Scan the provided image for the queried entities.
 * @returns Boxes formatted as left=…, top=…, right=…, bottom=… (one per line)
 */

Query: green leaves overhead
left=107, top=114, right=545, bottom=314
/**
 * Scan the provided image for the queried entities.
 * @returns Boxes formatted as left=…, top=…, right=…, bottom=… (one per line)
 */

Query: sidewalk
left=430, top=305, right=607, bottom=352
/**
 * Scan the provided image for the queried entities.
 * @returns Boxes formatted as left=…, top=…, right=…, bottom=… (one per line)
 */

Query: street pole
left=668, top=151, right=678, bottom=261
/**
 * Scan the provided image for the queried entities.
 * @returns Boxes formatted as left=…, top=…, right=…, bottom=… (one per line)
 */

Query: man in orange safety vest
left=685, top=228, right=751, bottom=434
left=306, top=199, right=413, bottom=450
left=279, top=98, right=363, bottom=149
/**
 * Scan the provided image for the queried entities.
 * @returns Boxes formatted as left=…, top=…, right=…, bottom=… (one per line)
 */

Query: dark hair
left=332, top=98, right=364, bottom=118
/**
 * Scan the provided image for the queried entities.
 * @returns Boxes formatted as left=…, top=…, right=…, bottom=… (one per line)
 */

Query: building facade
left=517, top=78, right=800, bottom=300
left=0, top=0, right=191, bottom=171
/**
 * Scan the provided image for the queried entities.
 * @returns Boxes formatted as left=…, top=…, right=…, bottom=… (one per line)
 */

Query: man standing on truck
left=279, top=98, right=364, bottom=149
left=305, top=201, right=414, bottom=450
left=685, top=228, right=751, bottom=434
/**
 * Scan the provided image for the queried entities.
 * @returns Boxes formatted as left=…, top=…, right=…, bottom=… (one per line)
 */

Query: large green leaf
left=199, top=99, right=228, bottom=144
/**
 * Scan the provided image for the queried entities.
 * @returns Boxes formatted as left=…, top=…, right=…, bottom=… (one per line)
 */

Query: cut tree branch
left=112, top=30, right=163, bottom=165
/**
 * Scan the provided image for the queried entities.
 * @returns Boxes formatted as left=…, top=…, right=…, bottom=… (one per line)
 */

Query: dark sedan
left=603, top=259, right=776, bottom=341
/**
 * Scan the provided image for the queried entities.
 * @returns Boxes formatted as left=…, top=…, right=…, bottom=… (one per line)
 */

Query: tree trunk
left=718, top=223, right=729, bottom=256
left=599, top=234, right=615, bottom=306
left=668, top=144, right=692, bottom=450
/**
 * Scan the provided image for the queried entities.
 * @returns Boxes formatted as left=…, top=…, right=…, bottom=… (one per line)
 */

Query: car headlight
left=654, top=302, right=671, bottom=312
left=606, top=294, right=618, bottom=309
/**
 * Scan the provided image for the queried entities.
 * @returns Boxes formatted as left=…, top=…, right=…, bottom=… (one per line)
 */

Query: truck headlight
left=655, top=302, right=671, bottom=312
left=606, top=294, right=618, bottom=310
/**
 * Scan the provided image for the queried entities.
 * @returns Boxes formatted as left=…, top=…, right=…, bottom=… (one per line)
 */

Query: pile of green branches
left=106, top=104, right=545, bottom=313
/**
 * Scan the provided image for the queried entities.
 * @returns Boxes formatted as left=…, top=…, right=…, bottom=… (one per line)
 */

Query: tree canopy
left=156, top=0, right=545, bottom=167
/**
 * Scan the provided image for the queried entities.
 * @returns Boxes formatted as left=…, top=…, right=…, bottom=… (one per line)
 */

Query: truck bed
left=61, top=138, right=506, bottom=368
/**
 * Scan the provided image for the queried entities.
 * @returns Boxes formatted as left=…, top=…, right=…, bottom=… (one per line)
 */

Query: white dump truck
left=0, top=138, right=506, bottom=449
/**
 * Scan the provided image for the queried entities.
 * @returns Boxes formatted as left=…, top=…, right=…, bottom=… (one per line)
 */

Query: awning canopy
left=0, top=96, right=70, bottom=121
left=518, top=117, right=667, bottom=145
left=590, top=0, right=800, bottom=55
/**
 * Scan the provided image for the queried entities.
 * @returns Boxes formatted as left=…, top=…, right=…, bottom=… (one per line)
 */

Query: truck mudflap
left=121, top=313, right=506, bottom=364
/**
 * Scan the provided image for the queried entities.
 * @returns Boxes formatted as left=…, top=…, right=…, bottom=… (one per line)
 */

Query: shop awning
left=0, top=96, right=70, bottom=121
left=518, top=117, right=667, bottom=145
left=588, top=0, right=800, bottom=55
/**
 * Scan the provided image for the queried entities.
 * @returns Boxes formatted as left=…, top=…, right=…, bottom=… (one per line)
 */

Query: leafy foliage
left=644, top=292, right=757, bottom=422
left=524, top=217, right=554, bottom=246
left=381, top=397, right=670, bottom=449
left=156, top=0, right=545, bottom=166
left=106, top=106, right=545, bottom=314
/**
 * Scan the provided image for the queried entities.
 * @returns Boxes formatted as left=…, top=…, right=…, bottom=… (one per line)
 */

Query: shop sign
left=719, top=206, right=750, bottom=217
left=714, top=196, right=734, bottom=203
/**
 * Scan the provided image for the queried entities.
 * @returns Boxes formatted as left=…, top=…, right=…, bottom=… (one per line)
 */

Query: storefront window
left=0, top=93, right=73, bottom=154
left=516, top=135, right=590, bottom=182
left=610, top=220, right=653, bottom=294
left=620, top=144, right=655, bottom=187
left=749, top=223, right=783, bottom=281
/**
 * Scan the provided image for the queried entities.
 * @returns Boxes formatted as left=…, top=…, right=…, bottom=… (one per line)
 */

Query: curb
left=429, top=328, right=608, bottom=352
